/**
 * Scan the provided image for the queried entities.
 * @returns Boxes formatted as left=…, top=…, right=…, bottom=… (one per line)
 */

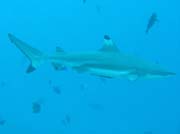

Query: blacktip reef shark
left=8, top=34, right=175, bottom=80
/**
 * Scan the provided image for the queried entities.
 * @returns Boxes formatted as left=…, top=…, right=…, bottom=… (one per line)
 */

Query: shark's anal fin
left=99, top=35, right=120, bottom=52
left=26, top=64, right=36, bottom=73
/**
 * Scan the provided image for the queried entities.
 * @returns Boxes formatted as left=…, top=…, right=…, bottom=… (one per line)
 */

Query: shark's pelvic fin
left=8, top=33, right=47, bottom=73
left=99, top=35, right=120, bottom=52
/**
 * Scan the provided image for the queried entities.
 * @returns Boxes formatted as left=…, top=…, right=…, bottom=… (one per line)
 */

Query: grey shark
left=8, top=34, right=175, bottom=80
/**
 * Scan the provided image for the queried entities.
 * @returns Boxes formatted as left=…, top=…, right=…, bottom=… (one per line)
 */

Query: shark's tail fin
left=8, top=33, right=48, bottom=73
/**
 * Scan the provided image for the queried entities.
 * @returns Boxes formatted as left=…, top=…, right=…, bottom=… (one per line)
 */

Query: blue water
left=0, top=0, right=179, bottom=133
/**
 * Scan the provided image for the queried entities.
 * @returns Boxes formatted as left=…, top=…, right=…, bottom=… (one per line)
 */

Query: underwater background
left=0, top=0, right=179, bottom=133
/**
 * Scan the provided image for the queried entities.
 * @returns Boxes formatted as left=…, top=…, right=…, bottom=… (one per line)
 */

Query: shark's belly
left=87, top=67, right=131, bottom=78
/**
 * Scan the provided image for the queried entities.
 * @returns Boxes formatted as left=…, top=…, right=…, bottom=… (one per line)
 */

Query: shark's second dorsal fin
left=56, top=47, right=65, bottom=53
left=99, top=35, right=119, bottom=52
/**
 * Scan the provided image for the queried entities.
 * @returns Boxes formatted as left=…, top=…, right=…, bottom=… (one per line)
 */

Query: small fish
left=0, top=81, right=6, bottom=88
left=52, top=86, right=61, bottom=95
left=0, top=119, right=6, bottom=126
left=65, top=114, right=71, bottom=124
left=96, top=5, right=101, bottom=13
left=62, top=114, right=71, bottom=126
left=146, top=13, right=158, bottom=34
left=48, top=80, right=52, bottom=86
left=32, top=101, right=41, bottom=114
left=80, top=83, right=88, bottom=91
left=83, top=0, right=86, bottom=4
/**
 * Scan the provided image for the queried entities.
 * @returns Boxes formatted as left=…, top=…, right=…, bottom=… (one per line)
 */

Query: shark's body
left=8, top=34, right=175, bottom=80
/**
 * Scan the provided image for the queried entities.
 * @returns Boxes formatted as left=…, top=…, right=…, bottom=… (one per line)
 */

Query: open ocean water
left=0, top=0, right=179, bottom=133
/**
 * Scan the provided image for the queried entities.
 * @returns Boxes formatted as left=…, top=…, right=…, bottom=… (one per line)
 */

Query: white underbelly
left=88, top=68, right=131, bottom=78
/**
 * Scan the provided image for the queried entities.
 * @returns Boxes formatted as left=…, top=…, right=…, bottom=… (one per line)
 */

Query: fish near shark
left=146, top=13, right=158, bottom=34
left=83, top=0, right=86, bottom=4
left=8, top=34, right=175, bottom=81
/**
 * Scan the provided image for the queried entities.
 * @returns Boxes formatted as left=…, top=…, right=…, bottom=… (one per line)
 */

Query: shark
left=8, top=33, right=175, bottom=80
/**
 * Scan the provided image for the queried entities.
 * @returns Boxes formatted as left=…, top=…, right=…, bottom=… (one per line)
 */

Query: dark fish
left=80, top=83, right=88, bottom=91
left=48, top=80, right=52, bottom=86
left=62, top=114, right=71, bottom=126
left=52, top=86, right=61, bottom=95
left=146, top=13, right=158, bottom=34
left=88, top=103, right=104, bottom=111
left=32, top=101, right=41, bottom=114
left=0, top=119, right=6, bottom=126
left=155, top=61, right=159, bottom=65
left=83, top=0, right=86, bottom=4
left=96, top=5, right=101, bottom=13
left=65, top=114, right=71, bottom=124
left=0, top=81, right=6, bottom=88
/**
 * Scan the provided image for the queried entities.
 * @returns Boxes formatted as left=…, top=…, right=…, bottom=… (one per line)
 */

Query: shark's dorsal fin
left=56, top=47, right=65, bottom=53
left=99, top=35, right=119, bottom=52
